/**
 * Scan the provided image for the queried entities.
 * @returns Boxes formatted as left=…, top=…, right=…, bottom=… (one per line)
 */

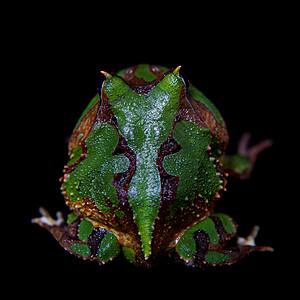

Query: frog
left=32, top=64, right=273, bottom=268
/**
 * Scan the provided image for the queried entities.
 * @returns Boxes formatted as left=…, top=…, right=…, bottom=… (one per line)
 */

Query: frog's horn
left=100, top=71, right=112, bottom=79
left=173, top=65, right=182, bottom=74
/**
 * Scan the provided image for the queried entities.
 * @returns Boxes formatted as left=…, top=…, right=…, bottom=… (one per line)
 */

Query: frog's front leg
left=32, top=208, right=120, bottom=264
left=221, top=133, right=272, bottom=179
left=175, top=213, right=273, bottom=268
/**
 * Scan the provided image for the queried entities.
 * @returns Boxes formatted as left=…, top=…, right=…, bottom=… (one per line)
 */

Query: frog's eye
left=150, top=65, right=165, bottom=76
left=124, top=68, right=133, bottom=75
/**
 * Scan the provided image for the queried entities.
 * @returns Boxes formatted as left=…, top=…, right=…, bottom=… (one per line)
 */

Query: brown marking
left=210, top=216, right=237, bottom=249
left=177, top=83, right=229, bottom=151
left=87, top=228, right=107, bottom=258
left=113, top=67, right=176, bottom=95
left=193, top=230, right=210, bottom=266
left=68, top=99, right=101, bottom=155
left=150, top=83, right=229, bottom=257
left=151, top=127, right=217, bottom=256
left=188, top=97, right=229, bottom=150
left=63, top=91, right=147, bottom=264
left=61, top=66, right=230, bottom=265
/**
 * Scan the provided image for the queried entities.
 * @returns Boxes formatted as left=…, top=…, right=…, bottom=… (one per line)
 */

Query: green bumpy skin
left=33, top=64, right=272, bottom=267
left=65, top=213, right=120, bottom=263
left=62, top=122, right=130, bottom=215
left=176, top=213, right=237, bottom=265
left=163, top=121, right=222, bottom=215
left=102, top=70, right=182, bottom=257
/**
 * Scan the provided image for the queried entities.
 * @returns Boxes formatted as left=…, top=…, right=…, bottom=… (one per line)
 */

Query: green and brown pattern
left=33, top=64, right=273, bottom=267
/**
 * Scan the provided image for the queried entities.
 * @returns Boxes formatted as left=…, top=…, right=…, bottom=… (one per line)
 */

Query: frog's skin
left=33, top=64, right=273, bottom=268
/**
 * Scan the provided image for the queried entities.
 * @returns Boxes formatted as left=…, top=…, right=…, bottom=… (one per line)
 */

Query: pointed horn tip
left=100, top=71, right=112, bottom=78
left=173, top=65, right=182, bottom=74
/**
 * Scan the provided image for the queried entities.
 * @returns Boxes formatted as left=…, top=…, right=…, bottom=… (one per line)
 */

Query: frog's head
left=118, top=64, right=170, bottom=83
left=100, top=64, right=184, bottom=100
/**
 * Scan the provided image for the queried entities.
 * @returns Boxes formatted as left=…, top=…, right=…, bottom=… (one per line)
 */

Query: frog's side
left=33, top=64, right=273, bottom=268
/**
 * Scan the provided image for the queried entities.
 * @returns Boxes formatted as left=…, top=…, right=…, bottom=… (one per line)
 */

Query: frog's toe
left=222, top=133, right=272, bottom=179
left=175, top=216, right=273, bottom=268
left=237, top=225, right=274, bottom=252
left=33, top=208, right=121, bottom=264
left=32, top=207, right=65, bottom=228
left=238, top=133, right=273, bottom=177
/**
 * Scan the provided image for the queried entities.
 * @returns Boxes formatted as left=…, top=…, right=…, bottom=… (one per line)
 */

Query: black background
left=13, top=5, right=293, bottom=297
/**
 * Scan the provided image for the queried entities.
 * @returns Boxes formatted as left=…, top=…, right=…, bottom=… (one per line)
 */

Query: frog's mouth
left=115, top=64, right=172, bottom=95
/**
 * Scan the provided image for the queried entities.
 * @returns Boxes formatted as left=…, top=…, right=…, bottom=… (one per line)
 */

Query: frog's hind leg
left=32, top=207, right=120, bottom=264
left=236, top=225, right=274, bottom=253
left=31, top=207, right=68, bottom=246
left=175, top=214, right=273, bottom=268
left=204, top=225, right=273, bottom=266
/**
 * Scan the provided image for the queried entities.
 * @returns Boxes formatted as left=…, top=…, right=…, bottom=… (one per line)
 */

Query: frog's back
left=34, top=64, right=272, bottom=268
left=62, top=64, right=228, bottom=261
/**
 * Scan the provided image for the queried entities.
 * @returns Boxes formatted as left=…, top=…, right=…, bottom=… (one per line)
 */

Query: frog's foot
left=238, top=132, right=273, bottom=164
left=237, top=132, right=273, bottom=178
left=195, top=225, right=273, bottom=267
left=221, top=133, right=272, bottom=179
left=237, top=225, right=274, bottom=252
left=32, top=207, right=72, bottom=253
left=32, top=207, right=65, bottom=229
left=32, top=208, right=121, bottom=264
left=175, top=215, right=273, bottom=268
